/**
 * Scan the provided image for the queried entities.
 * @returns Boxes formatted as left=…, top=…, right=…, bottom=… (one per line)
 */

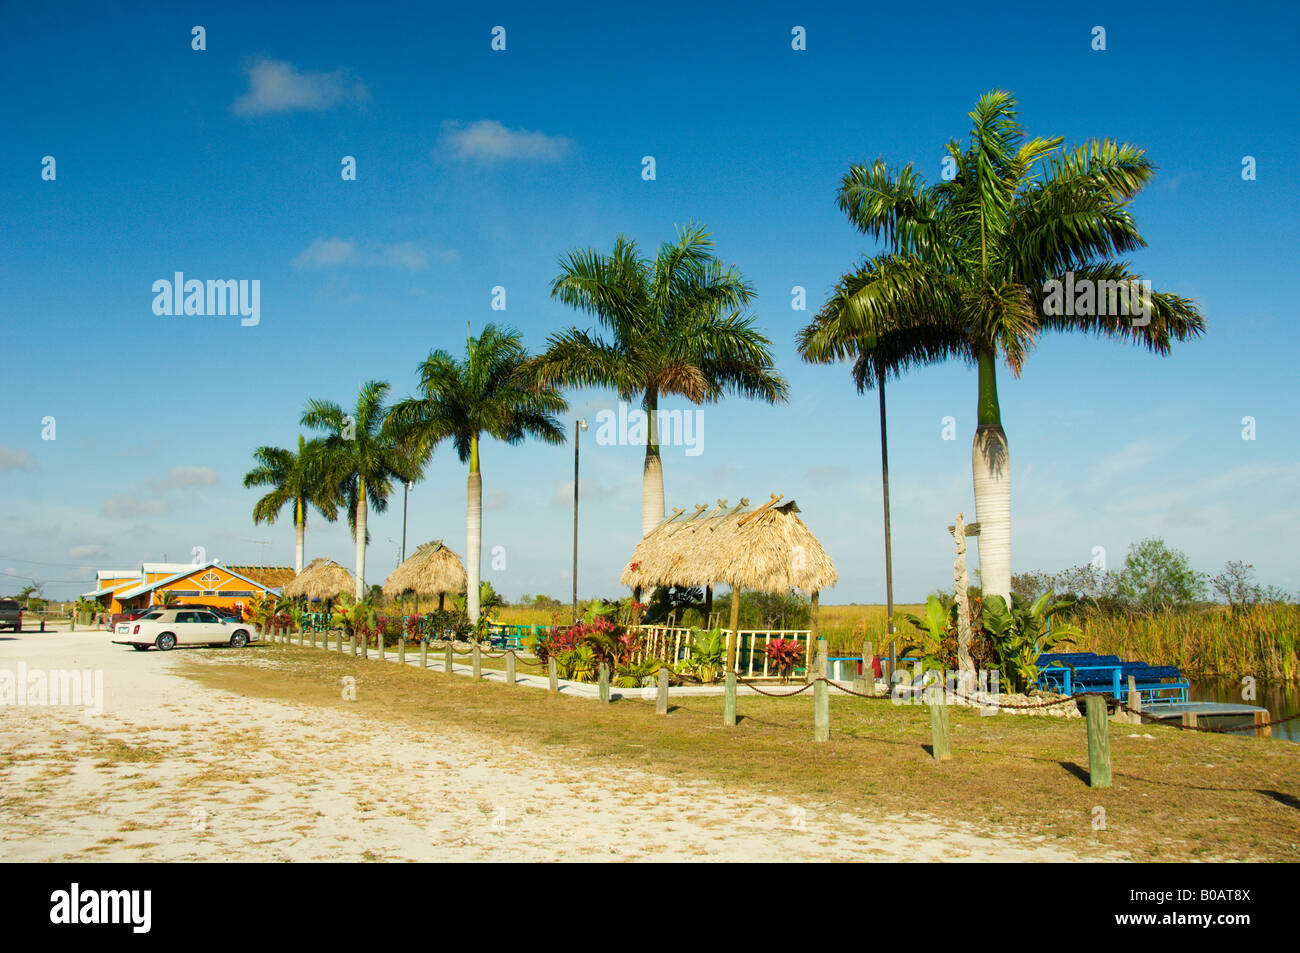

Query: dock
left=1142, top=701, right=1270, bottom=736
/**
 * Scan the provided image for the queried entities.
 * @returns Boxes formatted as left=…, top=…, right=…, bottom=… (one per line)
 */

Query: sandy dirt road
left=0, top=631, right=1106, bottom=862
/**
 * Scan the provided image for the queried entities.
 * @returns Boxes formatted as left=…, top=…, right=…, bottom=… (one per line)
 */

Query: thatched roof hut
left=622, top=494, right=837, bottom=668
left=382, top=540, right=467, bottom=599
left=282, top=558, right=356, bottom=601
left=620, top=494, right=837, bottom=596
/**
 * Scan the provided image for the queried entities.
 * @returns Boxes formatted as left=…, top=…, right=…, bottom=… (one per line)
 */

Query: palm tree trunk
left=641, top=388, right=664, bottom=537
left=294, top=497, right=305, bottom=574
left=466, top=435, right=482, bottom=623
left=354, top=478, right=367, bottom=600
left=972, top=349, right=1011, bottom=603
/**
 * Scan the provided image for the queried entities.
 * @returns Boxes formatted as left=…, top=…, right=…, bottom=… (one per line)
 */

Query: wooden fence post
left=1254, top=710, right=1271, bottom=739
left=1127, top=675, right=1141, bottom=725
left=854, top=640, right=874, bottom=694
left=548, top=657, right=558, bottom=693
left=656, top=666, right=669, bottom=715
left=420, top=640, right=428, bottom=669
left=598, top=662, right=610, bottom=703
left=472, top=643, right=482, bottom=679
left=335, top=630, right=342, bottom=654
left=349, top=634, right=356, bottom=657
left=376, top=630, right=384, bottom=662
left=1086, top=695, right=1112, bottom=788
left=309, top=630, right=316, bottom=648
left=928, top=684, right=951, bottom=761
left=813, top=675, right=830, bottom=742
left=398, top=634, right=406, bottom=665
left=445, top=643, right=453, bottom=673
left=1181, top=710, right=1198, bottom=729
left=724, top=671, right=737, bottom=727
left=506, top=650, right=516, bottom=686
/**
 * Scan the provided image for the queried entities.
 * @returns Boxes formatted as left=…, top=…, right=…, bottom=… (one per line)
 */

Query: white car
left=112, top=608, right=257, bottom=651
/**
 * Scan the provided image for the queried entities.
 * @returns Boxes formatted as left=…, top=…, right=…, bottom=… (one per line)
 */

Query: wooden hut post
left=703, top=585, right=713, bottom=625
left=726, top=586, right=741, bottom=673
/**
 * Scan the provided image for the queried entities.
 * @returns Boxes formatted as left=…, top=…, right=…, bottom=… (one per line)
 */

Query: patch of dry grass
left=179, top=644, right=1300, bottom=861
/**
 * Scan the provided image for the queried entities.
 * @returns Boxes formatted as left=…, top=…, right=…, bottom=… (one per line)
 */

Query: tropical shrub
left=684, top=626, right=727, bottom=683
left=763, top=637, right=806, bottom=683
left=894, top=595, right=999, bottom=675
left=981, top=592, right=1079, bottom=693
left=614, top=657, right=660, bottom=688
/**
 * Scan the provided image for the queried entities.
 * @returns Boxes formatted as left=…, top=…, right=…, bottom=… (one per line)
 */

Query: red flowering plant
left=764, top=637, right=806, bottom=683
left=404, top=613, right=424, bottom=643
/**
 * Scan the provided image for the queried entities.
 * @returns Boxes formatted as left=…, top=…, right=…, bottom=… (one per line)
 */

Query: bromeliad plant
left=980, top=591, right=1079, bottom=693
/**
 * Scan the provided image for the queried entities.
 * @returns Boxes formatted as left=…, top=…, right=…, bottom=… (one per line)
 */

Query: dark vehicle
left=106, top=607, right=152, bottom=632
left=0, top=598, right=22, bottom=631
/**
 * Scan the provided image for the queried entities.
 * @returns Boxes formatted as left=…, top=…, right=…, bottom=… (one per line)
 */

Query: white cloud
left=231, top=57, right=369, bottom=116
left=383, top=242, right=428, bottom=271
left=292, top=238, right=454, bottom=272
left=69, top=544, right=108, bottom=559
left=293, top=238, right=360, bottom=269
left=485, top=489, right=510, bottom=512
left=0, top=447, right=37, bottom=472
left=151, top=466, right=220, bottom=492
left=437, top=120, right=571, bottom=162
left=101, top=496, right=171, bottom=519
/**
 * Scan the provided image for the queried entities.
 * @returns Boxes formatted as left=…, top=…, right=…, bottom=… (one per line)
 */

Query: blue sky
left=2, top=0, right=1298, bottom=602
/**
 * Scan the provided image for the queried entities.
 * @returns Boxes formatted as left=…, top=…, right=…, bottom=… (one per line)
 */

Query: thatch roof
left=382, top=540, right=467, bottom=597
left=227, top=565, right=296, bottom=589
left=282, top=558, right=356, bottom=600
left=620, top=494, right=837, bottom=595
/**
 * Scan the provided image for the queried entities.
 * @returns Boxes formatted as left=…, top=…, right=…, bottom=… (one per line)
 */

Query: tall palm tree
left=531, top=223, right=789, bottom=537
left=387, top=324, right=567, bottom=623
left=243, top=434, right=340, bottom=573
left=302, top=381, right=417, bottom=599
left=799, top=90, right=1204, bottom=602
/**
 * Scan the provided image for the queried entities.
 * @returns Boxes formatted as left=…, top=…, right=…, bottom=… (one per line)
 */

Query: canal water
left=1187, top=677, right=1299, bottom=743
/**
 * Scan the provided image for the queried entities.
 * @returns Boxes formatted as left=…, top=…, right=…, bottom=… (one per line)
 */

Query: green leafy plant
left=981, top=591, right=1079, bottom=692
left=685, top=626, right=727, bottom=683
left=614, top=657, right=659, bottom=688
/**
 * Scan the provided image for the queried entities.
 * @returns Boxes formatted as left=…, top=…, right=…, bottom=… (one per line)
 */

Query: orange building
left=85, top=561, right=292, bottom=619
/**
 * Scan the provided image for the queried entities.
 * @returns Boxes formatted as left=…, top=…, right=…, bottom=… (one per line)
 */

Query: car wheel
left=132, top=644, right=150, bottom=651
left=230, top=630, right=250, bottom=648
left=156, top=632, right=177, bottom=651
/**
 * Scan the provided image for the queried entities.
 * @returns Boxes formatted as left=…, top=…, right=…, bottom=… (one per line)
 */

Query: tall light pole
left=400, top=481, right=412, bottom=564
left=572, top=418, right=587, bottom=624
